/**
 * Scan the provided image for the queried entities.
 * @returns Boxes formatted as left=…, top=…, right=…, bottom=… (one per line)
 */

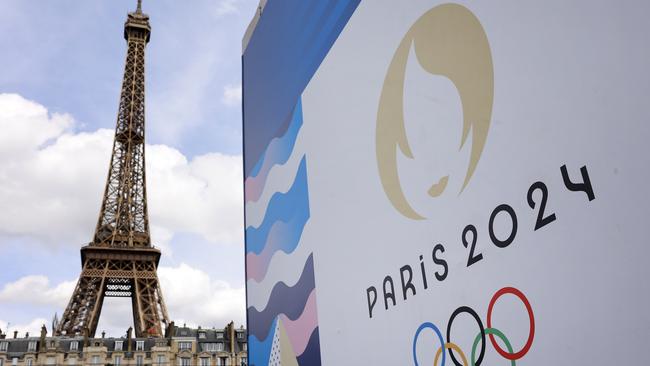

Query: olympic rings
left=487, top=287, right=534, bottom=360
left=434, top=343, right=468, bottom=366
left=412, top=287, right=534, bottom=366
left=447, top=306, right=485, bottom=366
left=413, top=322, right=446, bottom=366
left=472, top=328, right=515, bottom=366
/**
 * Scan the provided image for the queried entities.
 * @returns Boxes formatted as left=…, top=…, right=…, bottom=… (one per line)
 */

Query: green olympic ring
left=472, top=328, right=515, bottom=366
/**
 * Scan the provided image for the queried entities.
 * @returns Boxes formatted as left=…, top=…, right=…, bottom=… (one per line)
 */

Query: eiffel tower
left=55, top=0, right=169, bottom=338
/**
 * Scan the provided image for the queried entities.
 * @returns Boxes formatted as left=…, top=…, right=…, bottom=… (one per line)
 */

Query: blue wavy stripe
left=242, top=0, right=360, bottom=177
left=248, top=254, right=314, bottom=340
left=297, top=327, right=321, bottom=366
left=246, top=157, right=309, bottom=255
left=248, top=317, right=276, bottom=366
left=249, top=99, right=303, bottom=179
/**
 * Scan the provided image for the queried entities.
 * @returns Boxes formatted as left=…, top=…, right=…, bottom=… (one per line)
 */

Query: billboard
left=243, top=1, right=650, bottom=365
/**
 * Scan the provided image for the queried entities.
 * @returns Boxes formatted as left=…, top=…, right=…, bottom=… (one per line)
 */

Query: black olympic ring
left=446, top=306, right=485, bottom=366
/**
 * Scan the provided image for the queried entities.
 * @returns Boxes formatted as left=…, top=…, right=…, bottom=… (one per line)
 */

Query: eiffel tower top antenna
left=136, top=0, right=143, bottom=13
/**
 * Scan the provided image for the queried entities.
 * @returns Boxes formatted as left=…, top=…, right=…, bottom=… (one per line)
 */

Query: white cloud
left=0, top=93, right=243, bottom=249
left=221, top=83, right=242, bottom=107
left=0, top=318, right=49, bottom=337
left=0, top=93, right=73, bottom=160
left=159, top=263, right=245, bottom=328
left=0, top=264, right=246, bottom=336
left=0, top=93, right=245, bottom=336
left=0, top=275, right=75, bottom=308
left=147, top=146, right=243, bottom=245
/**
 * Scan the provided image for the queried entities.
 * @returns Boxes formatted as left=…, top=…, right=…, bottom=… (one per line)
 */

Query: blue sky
left=0, top=0, right=258, bottom=336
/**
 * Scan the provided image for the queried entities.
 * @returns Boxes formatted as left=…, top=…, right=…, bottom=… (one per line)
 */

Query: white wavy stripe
left=245, top=134, right=306, bottom=228
left=246, top=230, right=313, bottom=311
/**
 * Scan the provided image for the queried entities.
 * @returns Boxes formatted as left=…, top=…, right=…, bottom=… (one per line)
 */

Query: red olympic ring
left=486, top=287, right=535, bottom=360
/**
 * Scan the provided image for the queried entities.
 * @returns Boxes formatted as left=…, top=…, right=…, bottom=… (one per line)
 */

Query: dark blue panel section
left=297, top=327, right=321, bottom=366
left=247, top=254, right=315, bottom=340
left=242, top=0, right=360, bottom=177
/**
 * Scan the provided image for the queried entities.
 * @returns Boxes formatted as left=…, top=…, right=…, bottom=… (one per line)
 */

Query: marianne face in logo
left=377, top=3, right=494, bottom=220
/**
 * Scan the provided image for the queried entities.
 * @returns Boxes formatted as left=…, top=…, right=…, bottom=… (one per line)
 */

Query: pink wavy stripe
left=245, top=132, right=292, bottom=203
left=279, top=289, right=318, bottom=357
left=246, top=218, right=294, bottom=282
left=244, top=172, right=266, bottom=204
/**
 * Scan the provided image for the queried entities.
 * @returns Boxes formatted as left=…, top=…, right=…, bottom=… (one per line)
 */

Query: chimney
left=165, top=321, right=175, bottom=340
left=127, top=327, right=133, bottom=352
left=83, top=328, right=89, bottom=348
left=228, top=321, right=235, bottom=355
left=13, top=331, right=18, bottom=339
left=39, top=325, right=47, bottom=353
left=101, top=331, right=105, bottom=339
left=25, top=332, right=29, bottom=338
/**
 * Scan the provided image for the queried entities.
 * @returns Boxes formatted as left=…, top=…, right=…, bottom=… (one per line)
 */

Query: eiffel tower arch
left=55, top=0, right=169, bottom=338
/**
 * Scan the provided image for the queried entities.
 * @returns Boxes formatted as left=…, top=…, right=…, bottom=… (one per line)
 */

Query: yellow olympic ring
left=434, top=342, right=468, bottom=366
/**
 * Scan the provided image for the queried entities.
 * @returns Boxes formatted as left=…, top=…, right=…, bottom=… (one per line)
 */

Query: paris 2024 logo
left=375, top=4, right=536, bottom=365
left=376, top=3, right=493, bottom=220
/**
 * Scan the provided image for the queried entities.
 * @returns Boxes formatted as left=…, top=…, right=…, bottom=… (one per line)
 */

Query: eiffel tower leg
left=55, top=259, right=107, bottom=337
left=133, top=266, right=168, bottom=336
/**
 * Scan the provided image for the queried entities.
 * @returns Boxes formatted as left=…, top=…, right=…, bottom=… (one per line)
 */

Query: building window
left=114, top=341, right=123, bottom=351
left=136, top=341, right=144, bottom=351
left=136, top=356, right=144, bottom=366
left=26, top=359, right=33, bottom=366
left=202, top=343, right=218, bottom=353
left=216, top=343, right=224, bottom=352
left=114, top=356, right=121, bottom=366
left=216, top=333, right=223, bottom=339
left=200, top=358, right=209, bottom=366
left=236, top=332, right=243, bottom=340
left=178, top=341, right=192, bottom=351
left=91, top=355, right=100, bottom=365
left=243, top=343, right=247, bottom=352
left=70, top=341, right=79, bottom=351
left=0, top=359, right=3, bottom=366
left=27, top=341, right=37, bottom=352
left=179, top=358, right=190, bottom=366
left=241, top=357, right=247, bottom=366
left=11, top=358, right=17, bottom=366
left=0, top=342, right=7, bottom=352
left=46, top=357, right=55, bottom=365
left=198, top=332, right=206, bottom=339
left=156, top=355, right=165, bottom=366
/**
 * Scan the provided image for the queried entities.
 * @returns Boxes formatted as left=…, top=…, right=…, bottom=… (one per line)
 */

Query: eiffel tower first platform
left=55, top=0, right=169, bottom=338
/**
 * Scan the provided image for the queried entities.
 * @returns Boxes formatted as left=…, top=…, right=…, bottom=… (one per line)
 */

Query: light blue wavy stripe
left=246, top=157, right=309, bottom=255
left=249, top=100, right=303, bottom=179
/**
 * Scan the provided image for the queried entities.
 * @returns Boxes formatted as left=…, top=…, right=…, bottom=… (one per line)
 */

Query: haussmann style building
left=0, top=322, right=247, bottom=366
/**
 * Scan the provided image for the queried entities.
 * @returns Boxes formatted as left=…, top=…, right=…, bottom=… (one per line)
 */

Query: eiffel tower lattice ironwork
left=56, top=0, right=169, bottom=338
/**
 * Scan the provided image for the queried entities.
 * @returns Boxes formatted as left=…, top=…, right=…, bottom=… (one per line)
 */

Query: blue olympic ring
left=412, top=322, right=445, bottom=366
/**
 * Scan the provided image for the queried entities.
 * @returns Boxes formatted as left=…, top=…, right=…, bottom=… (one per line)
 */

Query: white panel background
left=291, top=1, right=649, bottom=364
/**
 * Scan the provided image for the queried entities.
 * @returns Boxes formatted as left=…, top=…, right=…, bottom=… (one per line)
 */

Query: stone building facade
left=0, top=323, right=247, bottom=366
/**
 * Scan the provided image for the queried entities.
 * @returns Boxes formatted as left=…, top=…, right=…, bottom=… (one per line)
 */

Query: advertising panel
left=243, top=1, right=650, bottom=365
